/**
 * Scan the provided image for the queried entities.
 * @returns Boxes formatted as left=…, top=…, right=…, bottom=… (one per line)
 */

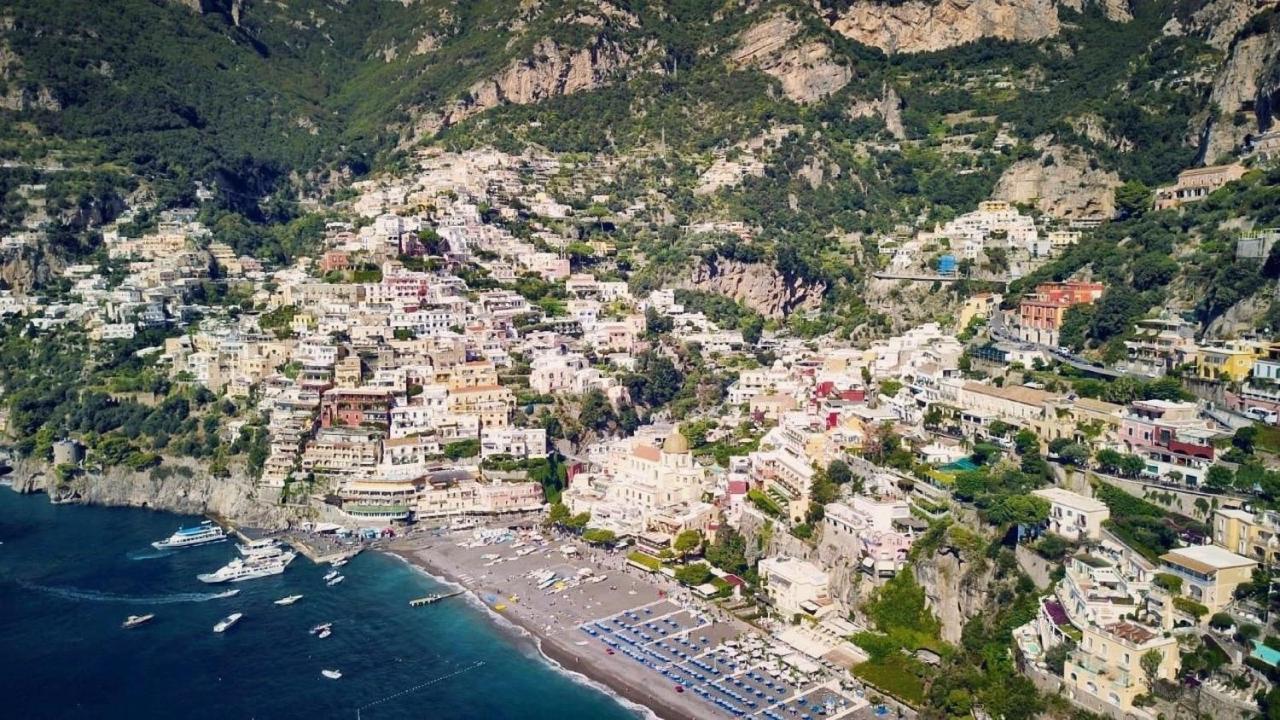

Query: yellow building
left=447, top=360, right=499, bottom=389
left=956, top=292, right=1001, bottom=330
left=447, top=384, right=514, bottom=429
left=1196, top=343, right=1262, bottom=382
left=1213, top=507, right=1280, bottom=565
left=1064, top=622, right=1179, bottom=714
left=1158, top=544, right=1257, bottom=614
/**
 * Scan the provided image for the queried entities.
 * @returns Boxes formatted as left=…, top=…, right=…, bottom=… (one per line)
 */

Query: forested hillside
left=1, top=0, right=1278, bottom=319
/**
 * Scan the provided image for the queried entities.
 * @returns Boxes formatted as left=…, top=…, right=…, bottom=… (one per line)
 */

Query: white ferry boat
left=197, top=551, right=296, bottom=583
left=213, top=613, right=242, bottom=633
left=237, top=537, right=283, bottom=558
left=152, top=521, right=226, bottom=550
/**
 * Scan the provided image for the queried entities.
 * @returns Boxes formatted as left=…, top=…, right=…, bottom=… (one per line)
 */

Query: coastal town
left=6, top=136, right=1280, bottom=720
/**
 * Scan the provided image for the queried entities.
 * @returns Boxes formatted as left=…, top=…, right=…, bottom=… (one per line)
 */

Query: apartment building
left=1158, top=545, right=1256, bottom=614
left=1034, top=488, right=1110, bottom=541
left=1017, top=282, right=1105, bottom=346
left=1064, top=622, right=1178, bottom=716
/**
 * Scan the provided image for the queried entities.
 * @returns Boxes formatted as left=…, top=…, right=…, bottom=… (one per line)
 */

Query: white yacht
left=213, top=613, right=243, bottom=633
left=152, top=521, right=226, bottom=550
left=237, top=538, right=284, bottom=559
left=326, top=575, right=344, bottom=587
left=197, top=551, right=296, bottom=583
left=322, top=569, right=339, bottom=582
left=321, top=669, right=342, bottom=680
left=122, top=614, right=154, bottom=629
left=273, top=594, right=303, bottom=606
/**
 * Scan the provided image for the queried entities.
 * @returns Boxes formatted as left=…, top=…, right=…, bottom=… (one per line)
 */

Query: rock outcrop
left=13, top=456, right=293, bottom=529
left=1202, top=31, right=1280, bottom=163
left=732, top=15, right=851, bottom=103
left=850, top=84, right=906, bottom=139
left=0, top=247, right=58, bottom=293
left=827, top=0, right=1063, bottom=54
left=413, top=36, right=651, bottom=138
left=682, top=257, right=826, bottom=319
left=993, top=143, right=1121, bottom=218
left=912, top=544, right=997, bottom=644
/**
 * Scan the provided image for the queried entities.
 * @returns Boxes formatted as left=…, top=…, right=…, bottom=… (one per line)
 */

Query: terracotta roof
left=632, top=445, right=661, bottom=462
left=1105, top=622, right=1156, bottom=645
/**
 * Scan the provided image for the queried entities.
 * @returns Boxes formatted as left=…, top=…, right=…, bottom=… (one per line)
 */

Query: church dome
left=663, top=429, right=690, bottom=454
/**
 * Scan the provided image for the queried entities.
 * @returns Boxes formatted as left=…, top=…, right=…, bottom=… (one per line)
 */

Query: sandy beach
left=387, top=524, right=873, bottom=720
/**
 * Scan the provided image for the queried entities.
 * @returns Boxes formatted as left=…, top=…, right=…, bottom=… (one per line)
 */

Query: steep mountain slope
left=0, top=0, right=1277, bottom=295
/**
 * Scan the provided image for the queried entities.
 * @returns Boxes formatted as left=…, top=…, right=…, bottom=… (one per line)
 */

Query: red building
left=1017, top=281, right=1105, bottom=345
left=320, top=250, right=351, bottom=273
left=320, top=388, right=395, bottom=429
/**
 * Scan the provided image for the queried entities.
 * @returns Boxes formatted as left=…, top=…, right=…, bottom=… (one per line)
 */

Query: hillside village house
left=1154, top=162, right=1247, bottom=210
left=1016, top=281, right=1105, bottom=345
left=1196, top=342, right=1263, bottom=382
left=1064, top=622, right=1179, bottom=716
left=1213, top=506, right=1280, bottom=565
left=759, top=556, right=833, bottom=619
left=1158, top=545, right=1257, bottom=614
left=1033, top=487, right=1110, bottom=541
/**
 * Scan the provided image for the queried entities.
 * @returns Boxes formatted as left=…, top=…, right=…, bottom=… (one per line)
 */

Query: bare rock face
left=682, top=257, right=826, bottom=319
left=731, top=15, right=851, bottom=103
left=15, top=456, right=292, bottom=529
left=828, top=0, right=1063, bottom=54
left=912, top=545, right=996, bottom=644
left=850, top=84, right=906, bottom=139
left=413, top=35, right=649, bottom=138
left=1202, top=31, right=1280, bottom=163
left=0, top=247, right=57, bottom=293
left=993, top=143, right=1121, bottom=219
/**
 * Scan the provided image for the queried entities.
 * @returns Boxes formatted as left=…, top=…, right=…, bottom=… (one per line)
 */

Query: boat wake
left=126, top=548, right=176, bottom=561
left=18, top=580, right=238, bottom=604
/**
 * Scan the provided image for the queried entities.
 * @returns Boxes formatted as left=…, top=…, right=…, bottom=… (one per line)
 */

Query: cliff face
left=911, top=546, right=997, bottom=644
left=683, top=258, right=826, bottom=319
left=993, top=142, right=1122, bottom=218
left=731, top=16, right=852, bottom=104
left=827, top=0, right=1064, bottom=54
left=0, top=247, right=57, bottom=293
left=414, top=35, right=652, bottom=139
left=13, top=456, right=293, bottom=529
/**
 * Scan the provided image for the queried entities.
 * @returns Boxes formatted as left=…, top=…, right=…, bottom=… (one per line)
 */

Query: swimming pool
left=1252, top=640, right=1280, bottom=666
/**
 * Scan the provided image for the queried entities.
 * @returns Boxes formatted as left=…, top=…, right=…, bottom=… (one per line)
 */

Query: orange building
left=1017, top=281, right=1105, bottom=345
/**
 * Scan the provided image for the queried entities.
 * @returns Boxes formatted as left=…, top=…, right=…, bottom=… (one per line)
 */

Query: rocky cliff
left=731, top=15, right=852, bottom=104
left=911, top=543, right=997, bottom=644
left=413, top=35, right=653, bottom=139
left=12, top=456, right=294, bottom=529
left=682, top=257, right=826, bottom=319
left=0, top=247, right=58, bottom=293
left=993, top=142, right=1122, bottom=218
left=827, top=0, right=1064, bottom=54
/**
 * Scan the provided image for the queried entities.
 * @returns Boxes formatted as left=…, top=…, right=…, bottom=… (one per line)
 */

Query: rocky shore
left=6, top=456, right=295, bottom=529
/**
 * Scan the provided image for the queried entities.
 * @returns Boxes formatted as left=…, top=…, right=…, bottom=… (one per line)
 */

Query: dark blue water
left=0, top=490, right=641, bottom=720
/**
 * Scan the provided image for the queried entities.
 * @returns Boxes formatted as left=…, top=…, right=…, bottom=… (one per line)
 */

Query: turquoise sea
left=0, top=490, right=640, bottom=720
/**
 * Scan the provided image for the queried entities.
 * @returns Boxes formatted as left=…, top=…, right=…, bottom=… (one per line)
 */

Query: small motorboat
left=318, top=628, right=332, bottom=639
left=273, top=594, right=303, bottom=606
left=321, top=669, right=342, bottom=680
left=309, top=623, right=332, bottom=635
left=327, top=575, right=344, bottom=587
left=213, top=613, right=243, bottom=633
left=323, top=569, right=339, bottom=582
left=331, top=559, right=348, bottom=568
left=122, top=614, right=155, bottom=629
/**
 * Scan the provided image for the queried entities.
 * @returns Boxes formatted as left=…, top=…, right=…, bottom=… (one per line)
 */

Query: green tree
left=1140, top=649, right=1163, bottom=696
left=582, top=528, right=617, bottom=546
left=673, top=529, right=702, bottom=558
left=1205, top=464, right=1234, bottom=492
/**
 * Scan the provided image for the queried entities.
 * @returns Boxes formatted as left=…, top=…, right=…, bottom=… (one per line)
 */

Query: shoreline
left=386, top=540, right=707, bottom=720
